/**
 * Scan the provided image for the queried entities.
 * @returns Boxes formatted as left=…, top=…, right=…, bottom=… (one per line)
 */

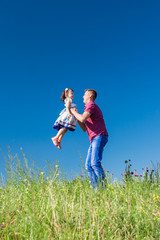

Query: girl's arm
left=65, top=99, right=72, bottom=117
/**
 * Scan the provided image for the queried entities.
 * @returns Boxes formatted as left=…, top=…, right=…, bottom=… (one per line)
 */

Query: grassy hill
left=0, top=150, right=159, bottom=239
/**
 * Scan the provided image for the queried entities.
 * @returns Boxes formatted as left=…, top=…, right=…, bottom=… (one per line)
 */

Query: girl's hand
left=67, top=113, right=71, bottom=118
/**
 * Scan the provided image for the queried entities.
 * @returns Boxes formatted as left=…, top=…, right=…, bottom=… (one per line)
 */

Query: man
left=71, top=89, right=108, bottom=188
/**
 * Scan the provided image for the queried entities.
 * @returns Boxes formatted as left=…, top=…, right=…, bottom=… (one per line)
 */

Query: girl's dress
left=53, top=97, right=77, bottom=131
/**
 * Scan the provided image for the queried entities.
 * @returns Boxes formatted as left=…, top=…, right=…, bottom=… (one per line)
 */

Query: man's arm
left=77, top=121, right=87, bottom=132
left=71, top=109, right=90, bottom=123
left=71, top=108, right=91, bottom=132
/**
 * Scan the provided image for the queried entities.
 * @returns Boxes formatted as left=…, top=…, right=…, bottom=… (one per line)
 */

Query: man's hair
left=85, top=89, right=97, bottom=100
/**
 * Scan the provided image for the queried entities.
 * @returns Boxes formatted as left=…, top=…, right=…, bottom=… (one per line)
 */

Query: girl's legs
left=51, top=127, right=68, bottom=149
left=56, top=127, right=68, bottom=141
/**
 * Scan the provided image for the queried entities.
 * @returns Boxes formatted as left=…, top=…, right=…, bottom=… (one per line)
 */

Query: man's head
left=83, top=89, right=97, bottom=104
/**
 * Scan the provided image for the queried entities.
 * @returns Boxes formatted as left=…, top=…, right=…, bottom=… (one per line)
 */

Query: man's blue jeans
left=85, top=135, right=108, bottom=188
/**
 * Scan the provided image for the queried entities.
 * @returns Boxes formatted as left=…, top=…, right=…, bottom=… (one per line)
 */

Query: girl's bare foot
left=51, top=137, right=59, bottom=148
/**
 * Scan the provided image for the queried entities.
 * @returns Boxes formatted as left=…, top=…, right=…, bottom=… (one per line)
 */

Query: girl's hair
left=60, top=88, right=73, bottom=102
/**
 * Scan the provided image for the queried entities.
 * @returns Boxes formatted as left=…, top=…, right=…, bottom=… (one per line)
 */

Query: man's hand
left=72, top=107, right=77, bottom=112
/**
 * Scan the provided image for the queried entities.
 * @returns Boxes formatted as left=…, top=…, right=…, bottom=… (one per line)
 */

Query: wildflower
left=111, top=173, right=114, bottom=175
left=107, top=170, right=109, bottom=173
left=142, top=168, right=144, bottom=170
left=125, top=160, right=128, bottom=164
left=55, top=165, right=59, bottom=168
left=134, top=169, right=137, bottom=172
left=131, top=172, right=134, bottom=175
left=1, top=224, right=5, bottom=228
left=146, top=167, right=148, bottom=169
left=40, top=172, right=44, bottom=175
left=80, top=175, right=83, bottom=178
left=146, top=170, right=149, bottom=172
left=140, top=174, right=143, bottom=177
left=134, top=174, right=138, bottom=177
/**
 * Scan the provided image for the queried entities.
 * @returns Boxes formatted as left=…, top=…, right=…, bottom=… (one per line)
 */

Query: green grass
left=0, top=150, right=160, bottom=239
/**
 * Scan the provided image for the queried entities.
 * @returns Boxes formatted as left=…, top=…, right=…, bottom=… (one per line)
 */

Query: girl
left=51, top=88, right=77, bottom=149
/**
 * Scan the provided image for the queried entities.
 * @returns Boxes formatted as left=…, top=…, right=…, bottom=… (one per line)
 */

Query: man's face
left=83, top=91, right=92, bottom=104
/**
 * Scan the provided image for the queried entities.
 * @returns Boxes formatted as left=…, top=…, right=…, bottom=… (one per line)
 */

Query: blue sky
left=0, top=0, right=160, bottom=181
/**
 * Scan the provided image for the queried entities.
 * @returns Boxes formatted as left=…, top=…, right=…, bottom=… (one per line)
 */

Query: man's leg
left=90, top=135, right=108, bottom=187
left=85, top=144, right=98, bottom=188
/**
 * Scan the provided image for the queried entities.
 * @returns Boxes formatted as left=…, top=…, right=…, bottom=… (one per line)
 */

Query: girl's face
left=68, top=89, right=74, bottom=99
